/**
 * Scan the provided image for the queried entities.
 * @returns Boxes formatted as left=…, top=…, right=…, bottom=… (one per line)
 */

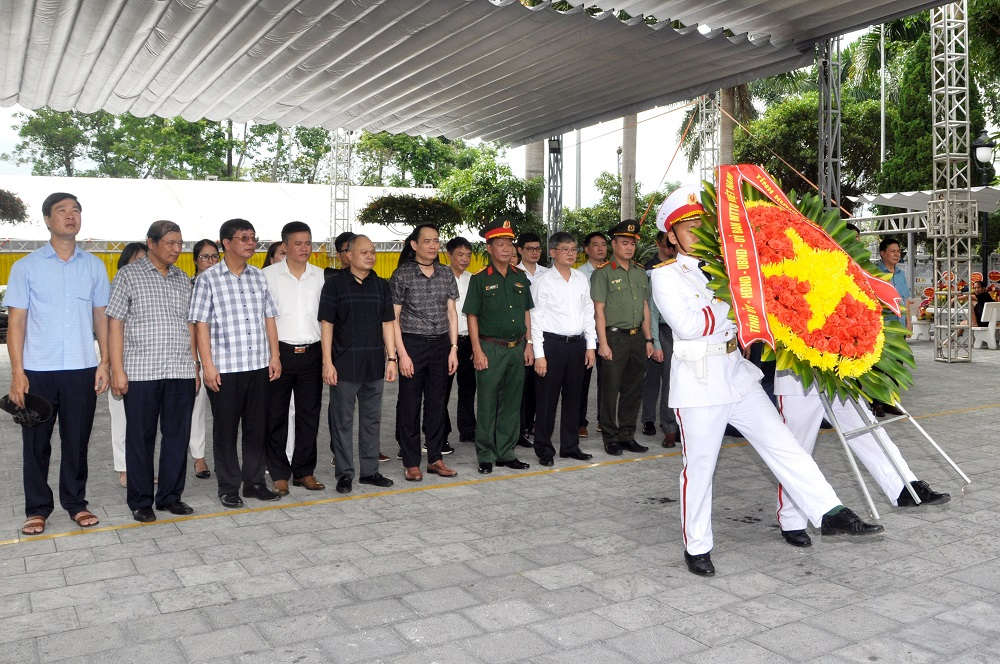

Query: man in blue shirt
left=6, top=192, right=111, bottom=535
left=877, top=237, right=911, bottom=328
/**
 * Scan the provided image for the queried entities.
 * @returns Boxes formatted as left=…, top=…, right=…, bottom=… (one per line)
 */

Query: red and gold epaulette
left=473, top=266, right=489, bottom=276
left=595, top=261, right=611, bottom=269
left=653, top=258, right=676, bottom=268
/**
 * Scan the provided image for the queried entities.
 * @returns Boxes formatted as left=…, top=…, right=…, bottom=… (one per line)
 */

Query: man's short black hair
left=845, top=223, right=861, bottom=235
left=411, top=224, right=439, bottom=242
left=516, top=232, right=541, bottom=247
left=878, top=237, right=900, bottom=253
left=548, top=231, right=576, bottom=248
left=146, top=220, right=182, bottom=243
left=42, top=192, right=80, bottom=218
left=583, top=231, right=607, bottom=247
left=220, top=218, right=254, bottom=243
left=334, top=231, right=355, bottom=252
left=446, top=237, right=472, bottom=253
left=975, top=280, right=986, bottom=289
left=346, top=234, right=370, bottom=251
left=281, top=221, right=311, bottom=244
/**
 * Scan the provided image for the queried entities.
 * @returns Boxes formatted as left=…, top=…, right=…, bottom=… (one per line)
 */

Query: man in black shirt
left=319, top=235, right=397, bottom=493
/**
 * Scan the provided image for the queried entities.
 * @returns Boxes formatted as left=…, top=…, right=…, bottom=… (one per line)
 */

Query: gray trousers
left=331, top=379, right=385, bottom=480
left=640, top=324, right=678, bottom=435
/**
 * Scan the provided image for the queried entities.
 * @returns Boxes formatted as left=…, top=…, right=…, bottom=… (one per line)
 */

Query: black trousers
left=578, top=359, right=602, bottom=427
left=520, top=366, right=536, bottom=435
left=207, top=368, right=269, bottom=496
left=599, top=332, right=647, bottom=444
left=22, top=368, right=97, bottom=519
left=397, top=333, right=449, bottom=467
left=124, top=378, right=195, bottom=510
left=266, top=343, right=322, bottom=481
left=534, top=334, right=586, bottom=459
left=640, top=324, right=678, bottom=434
left=444, top=335, right=476, bottom=442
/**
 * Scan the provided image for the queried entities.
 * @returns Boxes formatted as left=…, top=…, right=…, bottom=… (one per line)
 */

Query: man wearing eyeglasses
left=189, top=219, right=282, bottom=508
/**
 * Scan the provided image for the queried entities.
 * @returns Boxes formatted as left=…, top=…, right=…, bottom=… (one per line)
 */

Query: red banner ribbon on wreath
left=717, top=165, right=903, bottom=348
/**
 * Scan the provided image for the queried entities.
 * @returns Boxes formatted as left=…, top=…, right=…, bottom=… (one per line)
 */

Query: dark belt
left=402, top=332, right=448, bottom=342
left=279, top=341, right=319, bottom=354
left=543, top=332, right=584, bottom=343
left=606, top=326, right=639, bottom=335
left=479, top=335, right=524, bottom=348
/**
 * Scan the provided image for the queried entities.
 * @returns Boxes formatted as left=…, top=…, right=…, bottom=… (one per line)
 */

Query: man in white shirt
left=262, top=221, right=326, bottom=495
left=576, top=231, right=607, bottom=437
left=444, top=237, right=476, bottom=445
left=530, top=232, right=597, bottom=465
left=516, top=232, right=547, bottom=447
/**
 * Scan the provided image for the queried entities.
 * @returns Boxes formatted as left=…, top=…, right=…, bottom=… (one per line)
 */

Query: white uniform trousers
left=109, top=392, right=127, bottom=472
left=776, top=393, right=916, bottom=530
left=189, top=368, right=208, bottom=460
left=676, top=385, right=842, bottom=555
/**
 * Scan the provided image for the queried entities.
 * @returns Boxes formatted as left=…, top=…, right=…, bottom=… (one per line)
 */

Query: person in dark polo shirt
left=591, top=220, right=653, bottom=456
left=464, top=217, right=535, bottom=474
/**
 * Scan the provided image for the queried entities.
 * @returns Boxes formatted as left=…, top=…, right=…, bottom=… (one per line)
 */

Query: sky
left=0, top=103, right=699, bottom=213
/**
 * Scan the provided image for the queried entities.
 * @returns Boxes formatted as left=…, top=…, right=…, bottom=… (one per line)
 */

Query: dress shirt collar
left=40, top=242, right=84, bottom=263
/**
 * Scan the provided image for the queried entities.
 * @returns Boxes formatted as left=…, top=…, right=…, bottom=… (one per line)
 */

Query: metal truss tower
left=330, top=128, right=353, bottom=258
left=547, top=135, right=563, bottom=234
left=697, top=93, right=719, bottom=188
left=929, top=1, right=976, bottom=363
left=818, top=37, right=842, bottom=213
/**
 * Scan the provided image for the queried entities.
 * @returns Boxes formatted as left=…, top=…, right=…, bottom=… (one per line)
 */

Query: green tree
left=2, top=108, right=94, bottom=176
left=357, top=194, right=463, bottom=237
left=354, top=131, right=479, bottom=187
left=437, top=148, right=543, bottom=232
left=0, top=189, right=28, bottom=224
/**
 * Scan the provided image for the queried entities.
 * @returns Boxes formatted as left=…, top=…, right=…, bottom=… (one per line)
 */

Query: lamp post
left=972, top=129, right=996, bottom=278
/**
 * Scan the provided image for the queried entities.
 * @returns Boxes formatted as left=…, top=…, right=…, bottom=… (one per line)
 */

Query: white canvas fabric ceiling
left=0, top=0, right=946, bottom=147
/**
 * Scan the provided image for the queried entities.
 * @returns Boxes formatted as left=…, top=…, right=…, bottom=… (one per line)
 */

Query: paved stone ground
left=0, top=339, right=997, bottom=663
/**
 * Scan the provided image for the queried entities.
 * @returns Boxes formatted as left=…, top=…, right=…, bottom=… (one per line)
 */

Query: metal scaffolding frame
left=929, top=1, right=976, bottom=363
left=547, top=135, right=563, bottom=235
left=818, top=37, right=843, bottom=213
left=697, top=93, right=720, bottom=188
left=330, top=128, right=353, bottom=257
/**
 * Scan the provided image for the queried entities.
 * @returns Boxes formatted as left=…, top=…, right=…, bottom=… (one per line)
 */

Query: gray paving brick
left=318, top=626, right=410, bottom=663
left=529, top=586, right=612, bottom=616
left=462, top=598, right=552, bottom=631
left=36, top=624, right=125, bottom=662
left=725, top=593, right=821, bottom=629
left=681, top=639, right=793, bottom=664
left=593, top=596, right=686, bottom=630
left=606, top=624, right=707, bottom=663
left=271, top=586, right=355, bottom=615
left=63, top=558, right=136, bottom=585
left=747, top=621, right=850, bottom=661
left=223, top=571, right=300, bottom=600
left=200, top=596, right=287, bottom=629
left=830, top=635, right=941, bottom=664
left=0, top=637, right=38, bottom=664
left=671, top=607, right=769, bottom=647
left=24, top=548, right=95, bottom=573
left=413, top=542, right=483, bottom=566
left=179, top=624, right=269, bottom=661
left=401, top=586, right=478, bottom=615
left=461, top=627, right=557, bottom=663
left=0, top=593, right=30, bottom=620
left=121, top=609, right=213, bottom=643
left=530, top=611, right=626, bottom=647
left=153, top=531, right=223, bottom=554
left=521, top=562, right=598, bottom=590
left=289, top=560, right=367, bottom=587
left=351, top=552, right=427, bottom=578
left=331, top=598, right=418, bottom=630
left=195, top=541, right=267, bottom=564
left=0, top=569, right=67, bottom=598
left=802, top=604, right=903, bottom=641
left=89, top=540, right=159, bottom=562
left=394, top=612, right=482, bottom=646
left=78, top=640, right=188, bottom=664
left=256, top=612, right=346, bottom=645
left=104, top=570, right=182, bottom=597
left=343, top=574, right=421, bottom=601
left=465, top=552, right=537, bottom=578
left=237, top=642, right=332, bottom=664
left=175, top=560, right=249, bottom=587
left=0, top=607, right=78, bottom=645
left=387, top=643, right=480, bottom=664
left=131, top=550, right=204, bottom=575
left=30, top=580, right=109, bottom=612
left=239, top=551, right=313, bottom=576
left=153, top=581, right=232, bottom=613
left=893, top=618, right=993, bottom=657
left=75, top=594, right=160, bottom=627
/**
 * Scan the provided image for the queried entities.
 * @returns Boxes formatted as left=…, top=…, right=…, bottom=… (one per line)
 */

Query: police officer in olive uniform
left=591, top=220, right=653, bottom=456
left=464, top=217, right=535, bottom=474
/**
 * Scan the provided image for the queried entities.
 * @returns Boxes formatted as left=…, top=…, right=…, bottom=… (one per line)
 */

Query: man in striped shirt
left=189, top=219, right=282, bottom=509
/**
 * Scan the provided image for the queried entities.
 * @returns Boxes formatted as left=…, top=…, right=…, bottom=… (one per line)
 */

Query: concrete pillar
left=719, top=87, right=735, bottom=165
left=621, top=113, right=637, bottom=220
left=525, top=140, right=545, bottom=222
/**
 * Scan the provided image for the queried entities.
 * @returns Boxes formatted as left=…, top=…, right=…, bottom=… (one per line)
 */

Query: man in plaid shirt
left=108, top=220, right=200, bottom=522
left=189, top=219, right=282, bottom=509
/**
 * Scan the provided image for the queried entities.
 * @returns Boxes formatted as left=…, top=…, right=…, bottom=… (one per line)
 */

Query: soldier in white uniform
left=774, top=370, right=950, bottom=547
left=650, top=185, right=884, bottom=577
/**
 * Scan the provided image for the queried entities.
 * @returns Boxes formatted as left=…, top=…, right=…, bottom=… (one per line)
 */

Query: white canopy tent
left=0, top=0, right=948, bottom=148
left=854, top=186, right=1000, bottom=214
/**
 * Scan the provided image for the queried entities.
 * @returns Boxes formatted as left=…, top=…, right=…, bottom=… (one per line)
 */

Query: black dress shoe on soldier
left=781, top=529, right=812, bottom=547
left=642, top=421, right=656, bottom=436
left=820, top=507, right=884, bottom=536
left=496, top=458, right=530, bottom=470
left=897, top=480, right=951, bottom=506
left=243, top=483, right=281, bottom=502
left=560, top=450, right=594, bottom=461
left=336, top=475, right=352, bottom=494
left=684, top=551, right=715, bottom=576
left=220, top=493, right=244, bottom=509
left=620, top=440, right=649, bottom=453
left=516, top=434, right=533, bottom=448
left=359, top=473, right=394, bottom=488
left=478, top=462, right=493, bottom=474
left=604, top=443, right=623, bottom=456
left=132, top=507, right=156, bottom=523
left=157, top=501, right=194, bottom=515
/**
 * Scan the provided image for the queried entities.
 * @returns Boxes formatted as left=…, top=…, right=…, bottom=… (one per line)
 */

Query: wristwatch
left=645, top=338, right=654, bottom=343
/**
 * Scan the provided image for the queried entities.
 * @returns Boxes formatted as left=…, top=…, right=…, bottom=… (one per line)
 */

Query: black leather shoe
left=441, top=442, right=455, bottom=455
left=195, top=469, right=211, bottom=479
left=538, top=457, right=554, bottom=466
left=560, top=450, right=593, bottom=461
left=871, top=401, right=886, bottom=418
left=496, top=458, right=530, bottom=470
left=819, top=419, right=834, bottom=430
left=336, top=475, right=352, bottom=494
left=881, top=402, right=905, bottom=416
left=620, top=440, right=649, bottom=453
left=642, top=421, right=656, bottom=436
left=781, top=529, right=812, bottom=547
left=478, top=462, right=493, bottom=474
left=220, top=493, right=244, bottom=509
left=897, top=480, right=951, bottom=506
left=132, top=507, right=156, bottom=523
left=516, top=435, right=533, bottom=448
left=604, top=444, right=623, bottom=456
left=157, top=501, right=194, bottom=515
left=359, top=473, right=394, bottom=488
left=821, top=507, right=884, bottom=536
left=684, top=551, right=715, bottom=576
left=243, top=483, right=281, bottom=502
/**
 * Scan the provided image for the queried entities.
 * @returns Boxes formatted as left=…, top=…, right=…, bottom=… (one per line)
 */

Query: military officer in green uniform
left=591, top=220, right=653, bottom=456
left=464, top=217, right=535, bottom=474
